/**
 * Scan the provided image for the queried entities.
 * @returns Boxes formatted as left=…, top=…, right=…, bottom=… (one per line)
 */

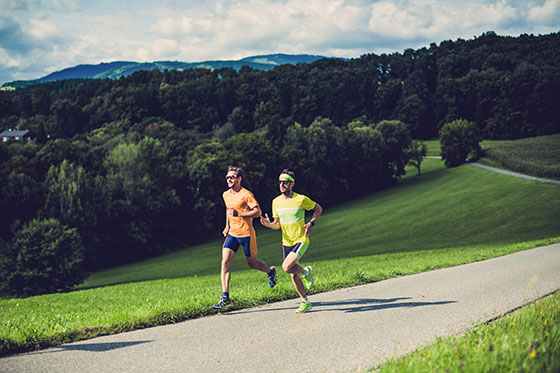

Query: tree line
left=0, top=117, right=413, bottom=295
left=1, top=31, right=559, bottom=295
left=1, top=32, right=559, bottom=142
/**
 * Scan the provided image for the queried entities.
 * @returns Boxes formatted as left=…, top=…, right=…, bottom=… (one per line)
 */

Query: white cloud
left=50, top=0, right=83, bottom=10
left=0, top=48, right=22, bottom=68
left=136, top=47, right=150, bottom=61
left=528, top=0, right=560, bottom=26
left=150, top=17, right=181, bottom=35
left=1, top=0, right=559, bottom=84
left=368, top=1, right=433, bottom=38
left=27, top=18, right=59, bottom=40
left=152, top=39, right=180, bottom=59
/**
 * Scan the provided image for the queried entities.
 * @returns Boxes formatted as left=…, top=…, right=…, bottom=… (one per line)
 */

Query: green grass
left=424, top=139, right=507, bottom=157
left=1, top=159, right=559, bottom=356
left=423, top=140, right=441, bottom=156
left=84, top=159, right=560, bottom=288
left=426, top=135, right=560, bottom=179
left=376, top=291, right=560, bottom=372
left=481, top=134, right=560, bottom=180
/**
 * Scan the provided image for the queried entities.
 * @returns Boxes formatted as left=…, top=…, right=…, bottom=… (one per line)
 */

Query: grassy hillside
left=1, top=159, right=559, bottom=355
left=481, top=134, right=560, bottom=179
left=83, top=158, right=560, bottom=288
left=424, top=134, right=559, bottom=180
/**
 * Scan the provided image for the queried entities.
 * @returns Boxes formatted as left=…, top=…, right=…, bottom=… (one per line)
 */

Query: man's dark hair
left=228, top=165, right=245, bottom=179
left=281, top=168, right=295, bottom=180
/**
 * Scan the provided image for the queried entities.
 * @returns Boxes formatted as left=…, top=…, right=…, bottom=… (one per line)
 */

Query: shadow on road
left=311, top=297, right=457, bottom=313
left=227, top=297, right=456, bottom=315
left=24, top=340, right=153, bottom=355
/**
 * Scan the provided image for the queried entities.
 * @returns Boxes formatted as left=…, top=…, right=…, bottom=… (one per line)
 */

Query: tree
left=43, top=160, right=90, bottom=225
left=0, top=218, right=86, bottom=297
left=344, top=123, right=385, bottom=194
left=394, top=94, right=429, bottom=138
left=50, top=98, right=85, bottom=138
left=440, top=119, right=481, bottom=167
left=42, top=160, right=100, bottom=266
left=0, top=153, right=43, bottom=241
left=375, top=120, right=412, bottom=181
left=102, top=137, right=181, bottom=263
left=407, top=140, right=428, bottom=175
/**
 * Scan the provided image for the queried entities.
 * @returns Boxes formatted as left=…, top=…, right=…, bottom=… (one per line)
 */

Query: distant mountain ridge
left=3, top=54, right=335, bottom=89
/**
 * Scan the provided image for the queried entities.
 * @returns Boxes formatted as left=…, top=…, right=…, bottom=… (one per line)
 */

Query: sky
left=1, top=0, right=559, bottom=85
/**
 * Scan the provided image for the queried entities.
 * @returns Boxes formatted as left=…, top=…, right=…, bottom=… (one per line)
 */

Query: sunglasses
left=225, top=175, right=238, bottom=180
left=278, top=180, right=292, bottom=185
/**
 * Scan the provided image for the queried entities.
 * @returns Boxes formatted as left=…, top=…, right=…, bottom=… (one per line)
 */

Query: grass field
left=83, top=157, right=560, bottom=287
left=1, top=158, right=559, bottom=358
left=376, top=291, right=560, bottom=372
left=481, top=134, right=560, bottom=180
left=425, top=134, right=560, bottom=180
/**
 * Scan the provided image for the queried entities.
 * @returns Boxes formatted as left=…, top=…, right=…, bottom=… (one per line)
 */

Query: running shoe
left=267, top=266, right=277, bottom=288
left=212, top=296, right=232, bottom=310
left=302, top=265, right=314, bottom=290
left=296, top=301, right=312, bottom=313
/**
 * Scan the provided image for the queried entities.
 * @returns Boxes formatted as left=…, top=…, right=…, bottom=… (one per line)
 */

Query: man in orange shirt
left=212, top=165, right=277, bottom=309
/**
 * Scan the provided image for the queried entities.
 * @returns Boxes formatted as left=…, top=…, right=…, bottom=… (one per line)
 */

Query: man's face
left=278, top=176, right=293, bottom=194
left=226, top=171, right=240, bottom=188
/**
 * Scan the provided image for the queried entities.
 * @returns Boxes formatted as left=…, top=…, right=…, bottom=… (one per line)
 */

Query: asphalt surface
left=2, top=243, right=559, bottom=372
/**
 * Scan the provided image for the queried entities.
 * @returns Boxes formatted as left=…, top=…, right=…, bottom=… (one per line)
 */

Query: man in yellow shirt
left=212, top=166, right=277, bottom=310
left=261, top=169, right=323, bottom=313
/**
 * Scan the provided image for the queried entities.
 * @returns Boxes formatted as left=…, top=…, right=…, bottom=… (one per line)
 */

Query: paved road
left=2, top=243, right=559, bottom=372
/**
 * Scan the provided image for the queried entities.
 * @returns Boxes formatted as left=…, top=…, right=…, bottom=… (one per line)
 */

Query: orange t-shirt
left=222, top=187, right=259, bottom=237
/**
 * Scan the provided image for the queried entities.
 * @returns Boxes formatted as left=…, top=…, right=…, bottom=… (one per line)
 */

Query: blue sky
left=1, top=0, right=559, bottom=85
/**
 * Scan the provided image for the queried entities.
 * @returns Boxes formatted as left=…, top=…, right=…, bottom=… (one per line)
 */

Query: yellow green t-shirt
left=272, top=192, right=316, bottom=246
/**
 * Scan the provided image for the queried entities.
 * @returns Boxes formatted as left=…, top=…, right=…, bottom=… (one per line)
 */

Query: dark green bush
left=0, top=218, right=86, bottom=297
left=440, top=119, right=481, bottom=167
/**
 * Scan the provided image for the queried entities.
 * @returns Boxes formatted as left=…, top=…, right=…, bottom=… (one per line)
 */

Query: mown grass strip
left=376, top=291, right=560, bottom=372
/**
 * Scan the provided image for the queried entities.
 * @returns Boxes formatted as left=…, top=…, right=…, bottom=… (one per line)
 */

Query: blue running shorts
left=223, top=233, right=257, bottom=257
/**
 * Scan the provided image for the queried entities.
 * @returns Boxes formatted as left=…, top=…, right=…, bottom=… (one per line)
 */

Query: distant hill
left=3, top=54, right=334, bottom=89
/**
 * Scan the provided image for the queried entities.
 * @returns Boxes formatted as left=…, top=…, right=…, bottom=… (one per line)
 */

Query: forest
left=0, top=31, right=559, bottom=291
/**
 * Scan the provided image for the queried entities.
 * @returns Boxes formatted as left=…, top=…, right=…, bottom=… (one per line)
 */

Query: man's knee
left=282, top=261, right=296, bottom=273
left=221, top=255, right=233, bottom=271
left=221, top=260, right=231, bottom=271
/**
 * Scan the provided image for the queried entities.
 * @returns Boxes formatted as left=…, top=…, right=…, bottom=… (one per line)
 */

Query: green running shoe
left=296, top=301, right=312, bottom=313
left=302, top=265, right=314, bottom=290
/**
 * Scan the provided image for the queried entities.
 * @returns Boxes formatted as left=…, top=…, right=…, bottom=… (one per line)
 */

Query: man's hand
left=304, top=222, right=313, bottom=237
left=228, top=208, right=239, bottom=217
left=222, top=227, right=229, bottom=237
left=260, top=213, right=271, bottom=227
left=261, top=213, right=281, bottom=230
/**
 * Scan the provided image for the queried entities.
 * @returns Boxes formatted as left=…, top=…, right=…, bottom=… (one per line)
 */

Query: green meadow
left=377, top=291, right=560, bottom=372
left=1, top=157, right=559, bottom=360
left=83, top=156, right=559, bottom=288
left=425, top=134, right=560, bottom=180
left=481, top=134, right=560, bottom=179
